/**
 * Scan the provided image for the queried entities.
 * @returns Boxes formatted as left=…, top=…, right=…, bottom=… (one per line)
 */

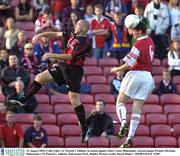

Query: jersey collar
left=137, top=35, right=148, bottom=41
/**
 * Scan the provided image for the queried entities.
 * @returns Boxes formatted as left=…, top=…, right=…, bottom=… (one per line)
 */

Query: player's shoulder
left=75, top=35, right=89, bottom=45
left=135, top=35, right=152, bottom=46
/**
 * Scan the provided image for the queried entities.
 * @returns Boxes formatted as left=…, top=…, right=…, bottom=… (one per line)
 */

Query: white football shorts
left=120, top=70, right=155, bottom=100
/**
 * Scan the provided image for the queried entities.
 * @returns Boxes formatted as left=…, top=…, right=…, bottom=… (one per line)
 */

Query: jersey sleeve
left=71, top=37, right=89, bottom=60
left=123, top=45, right=140, bottom=67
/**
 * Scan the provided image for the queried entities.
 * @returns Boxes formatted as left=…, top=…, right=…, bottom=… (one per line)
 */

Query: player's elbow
left=67, top=54, right=73, bottom=60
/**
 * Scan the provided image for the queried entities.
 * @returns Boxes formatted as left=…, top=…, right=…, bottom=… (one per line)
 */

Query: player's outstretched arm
left=42, top=53, right=72, bottom=61
left=32, top=32, right=63, bottom=44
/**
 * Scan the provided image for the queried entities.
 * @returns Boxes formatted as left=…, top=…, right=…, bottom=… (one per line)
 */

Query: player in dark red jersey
left=21, top=20, right=91, bottom=143
left=111, top=15, right=155, bottom=148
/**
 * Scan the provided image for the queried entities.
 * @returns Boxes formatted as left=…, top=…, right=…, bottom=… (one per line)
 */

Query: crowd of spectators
left=0, top=0, right=179, bottom=147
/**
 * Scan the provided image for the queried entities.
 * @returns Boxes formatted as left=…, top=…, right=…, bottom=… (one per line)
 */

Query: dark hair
left=33, top=115, right=42, bottom=121
left=163, top=67, right=170, bottom=73
left=6, top=110, right=15, bottom=115
left=135, top=3, right=144, bottom=10
left=94, top=4, right=103, bottom=10
left=70, top=11, right=80, bottom=19
left=96, top=99, right=105, bottom=105
left=113, top=11, right=122, bottom=17
left=134, top=21, right=146, bottom=34
left=86, top=4, right=94, bottom=9
left=8, top=54, right=18, bottom=58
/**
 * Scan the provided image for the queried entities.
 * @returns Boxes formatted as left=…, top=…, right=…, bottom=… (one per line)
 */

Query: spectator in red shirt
left=0, top=102, right=7, bottom=125
left=91, top=4, right=111, bottom=60
left=0, top=111, right=24, bottom=147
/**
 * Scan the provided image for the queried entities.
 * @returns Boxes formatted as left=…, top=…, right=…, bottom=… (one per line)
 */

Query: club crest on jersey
left=67, top=39, right=79, bottom=50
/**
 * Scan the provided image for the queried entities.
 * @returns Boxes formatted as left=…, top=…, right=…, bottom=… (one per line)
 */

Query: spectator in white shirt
left=144, top=0, right=169, bottom=59
left=168, top=39, right=180, bottom=77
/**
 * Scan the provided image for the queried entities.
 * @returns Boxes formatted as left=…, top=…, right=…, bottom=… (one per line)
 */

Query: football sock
left=116, top=103, right=127, bottom=126
left=127, top=114, right=140, bottom=138
left=74, top=104, right=87, bottom=128
left=26, top=81, right=42, bottom=99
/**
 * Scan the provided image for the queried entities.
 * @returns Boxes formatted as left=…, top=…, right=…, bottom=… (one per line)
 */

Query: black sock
left=26, top=81, right=42, bottom=99
left=74, top=104, right=87, bottom=129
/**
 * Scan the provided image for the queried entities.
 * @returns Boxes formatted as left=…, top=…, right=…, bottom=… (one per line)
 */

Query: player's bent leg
left=35, top=70, right=54, bottom=84
left=116, top=92, right=129, bottom=139
left=26, top=70, right=54, bottom=100
left=121, top=99, right=144, bottom=148
left=68, top=91, right=90, bottom=143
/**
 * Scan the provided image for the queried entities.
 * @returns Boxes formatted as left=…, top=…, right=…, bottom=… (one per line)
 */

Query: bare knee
left=132, top=100, right=144, bottom=114
left=34, top=70, right=53, bottom=84
left=68, top=92, right=81, bottom=107
left=116, top=92, right=129, bottom=105
left=35, top=73, right=44, bottom=84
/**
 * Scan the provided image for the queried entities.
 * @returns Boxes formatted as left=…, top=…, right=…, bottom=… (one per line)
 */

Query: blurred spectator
left=84, top=4, right=95, bottom=23
left=35, top=7, right=60, bottom=33
left=15, top=0, right=33, bottom=21
left=62, top=11, right=80, bottom=33
left=94, top=0, right=109, bottom=12
left=24, top=115, right=47, bottom=148
left=107, top=12, right=130, bottom=59
left=21, top=43, right=39, bottom=74
left=0, top=49, right=9, bottom=75
left=134, top=4, right=149, bottom=31
left=91, top=4, right=111, bottom=59
left=33, top=0, right=49, bottom=14
left=47, top=82, right=91, bottom=95
left=51, top=0, right=70, bottom=22
left=3, top=17, right=20, bottom=51
left=105, top=0, right=127, bottom=20
left=144, top=0, right=169, bottom=59
left=157, top=68, right=176, bottom=96
left=33, top=36, right=61, bottom=64
left=0, top=102, right=7, bottom=124
left=63, top=0, right=84, bottom=24
left=1, top=54, right=30, bottom=96
left=130, top=0, right=149, bottom=13
left=6, top=80, right=37, bottom=113
left=86, top=100, right=114, bottom=137
left=111, top=70, right=124, bottom=97
left=47, top=83, right=68, bottom=95
left=171, top=22, right=180, bottom=40
left=11, top=31, right=27, bottom=60
left=0, top=0, right=13, bottom=19
left=0, top=111, right=24, bottom=147
left=168, top=0, right=180, bottom=27
left=168, top=39, right=180, bottom=77
left=0, top=19, right=4, bottom=41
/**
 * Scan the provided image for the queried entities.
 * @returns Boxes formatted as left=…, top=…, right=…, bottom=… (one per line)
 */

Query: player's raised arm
left=32, top=32, right=63, bottom=44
